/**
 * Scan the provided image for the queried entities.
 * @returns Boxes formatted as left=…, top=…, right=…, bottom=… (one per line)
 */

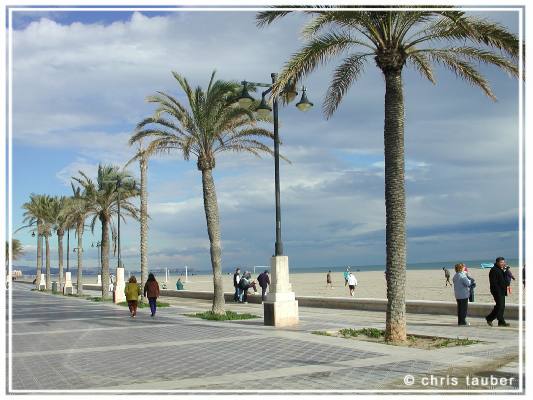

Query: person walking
left=442, top=267, right=452, bottom=287
left=143, top=273, right=160, bottom=318
left=347, top=272, right=357, bottom=297
left=452, top=264, right=472, bottom=326
left=326, top=270, right=333, bottom=289
left=486, top=257, right=510, bottom=327
left=124, top=275, right=140, bottom=318
left=233, top=267, right=241, bottom=302
left=257, top=270, right=270, bottom=302
left=343, top=267, right=350, bottom=287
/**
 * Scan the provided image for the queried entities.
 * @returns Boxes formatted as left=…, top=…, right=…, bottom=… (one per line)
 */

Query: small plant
left=117, top=301, right=170, bottom=308
left=185, top=311, right=259, bottom=321
left=339, top=328, right=385, bottom=338
left=312, top=331, right=333, bottom=336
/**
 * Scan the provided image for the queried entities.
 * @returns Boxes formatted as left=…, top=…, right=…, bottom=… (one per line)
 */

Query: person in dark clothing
left=233, top=268, right=241, bottom=302
left=239, top=272, right=257, bottom=303
left=486, top=257, right=510, bottom=327
left=442, top=267, right=452, bottom=286
left=257, top=270, right=270, bottom=301
left=143, top=273, right=160, bottom=317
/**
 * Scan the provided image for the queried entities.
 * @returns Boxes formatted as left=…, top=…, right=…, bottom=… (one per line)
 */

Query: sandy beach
left=86, top=268, right=521, bottom=305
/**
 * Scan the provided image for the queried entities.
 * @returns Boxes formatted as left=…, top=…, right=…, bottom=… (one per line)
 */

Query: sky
left=9, top=7, right=521, bottom=272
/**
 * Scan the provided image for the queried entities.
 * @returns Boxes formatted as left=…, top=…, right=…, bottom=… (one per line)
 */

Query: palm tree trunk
left=76, top=221, right=84, bottom=295
left=100, top=215, right=110, bottom=299
left=140, top=156, right=148, bottom=301
left=45, top=234, right=51, bottom=291
left=35, top=225, right=42, bottom=289
left=57, top=230, right=64, bottom=288
left=201, top=168, right=225, bottom=315
left=383, top=69, right=407, bottom=343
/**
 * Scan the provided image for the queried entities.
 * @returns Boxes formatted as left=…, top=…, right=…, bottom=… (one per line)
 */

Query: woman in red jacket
left=143, top=273, right=160, bottom=317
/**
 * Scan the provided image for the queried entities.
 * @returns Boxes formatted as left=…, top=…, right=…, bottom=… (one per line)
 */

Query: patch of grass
left=184, top=311, right=259, bottom=321
left=339, top=328, right=385, bottom=338
left=117, top=301, right=170, bottom=308
left=86, top=296, right=113, bottom=302
left=311, top=331, right=334, bottom=336
left=318, top=327, right=481, bottom=349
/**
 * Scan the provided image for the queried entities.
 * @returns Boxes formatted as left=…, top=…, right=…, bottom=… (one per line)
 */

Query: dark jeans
left=260, top=286, right=268, bottom=301
left=148, top=297, right=157, bottom=316
left=456, top=298, right=468, bottom=325
left=486, top=293, right=506, bottom=323
left=234, top=287, right=241, bottom=302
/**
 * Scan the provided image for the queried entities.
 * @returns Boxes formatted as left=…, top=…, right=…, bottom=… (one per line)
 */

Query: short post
left=39, top=273, right=46, bottom=291
left=263, top=256, right=299, bottom=327
left=63, top=272, right=73, bottom=295
left=97, top=274, right=102, bottom=285
left=185, top=265, right=188, bottom=282
left=113, top=267, right=126, bottom=303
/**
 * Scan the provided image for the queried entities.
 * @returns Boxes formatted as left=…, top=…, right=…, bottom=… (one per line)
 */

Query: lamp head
left=296, top=88, right=314, bottom=112
left=256, top=94, right=272, bottom=119
left=237, top=82, right=255, bottom=108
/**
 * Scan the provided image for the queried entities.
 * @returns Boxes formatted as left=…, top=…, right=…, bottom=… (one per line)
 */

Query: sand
left=111, top=268, right=521, bottom=305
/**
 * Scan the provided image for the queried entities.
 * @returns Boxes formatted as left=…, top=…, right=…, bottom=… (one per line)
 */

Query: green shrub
left=184, top=311, right=259, bottom=321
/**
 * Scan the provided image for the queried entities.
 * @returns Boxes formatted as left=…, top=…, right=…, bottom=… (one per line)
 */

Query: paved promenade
left=7, top=283, right=523, bottom=393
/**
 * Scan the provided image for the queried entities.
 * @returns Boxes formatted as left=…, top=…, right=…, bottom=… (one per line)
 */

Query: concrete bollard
left=39, top=273, right=46, bottom=290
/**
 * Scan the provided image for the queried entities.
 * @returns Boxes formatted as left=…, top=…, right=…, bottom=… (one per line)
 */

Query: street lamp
left=236, top=73, right=313, bottom=328
left=92, top=241, right=102, bottom=285
left=236, top=73, right=313, bottom=256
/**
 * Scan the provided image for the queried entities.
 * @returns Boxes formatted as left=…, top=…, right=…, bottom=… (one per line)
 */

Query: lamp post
left=236, top=73, right=313, bottom=327
left=92, top=241, right=102, bottom=287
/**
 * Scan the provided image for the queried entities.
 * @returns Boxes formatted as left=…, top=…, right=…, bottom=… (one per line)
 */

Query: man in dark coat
left=257, top=270, right=270, bottom=301
left=485, top=257, right=510, bottom=327
left=233, top=268, right=241, bottom=302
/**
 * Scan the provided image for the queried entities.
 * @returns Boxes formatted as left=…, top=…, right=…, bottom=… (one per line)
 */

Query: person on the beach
left=486, top=257, right=510, bottom=327
left=344, top=267, right=350, bottom=287
left=124, top=275, right=140, bottom=318
left=257, top=270, right=270, bottom=301
left=442, top=267, right=452, bottom=286
left=239, top=272, right=257, bottom=303
left=326, top=270, right=333, bottom=289
left=452, top=264, right=472, bottom=326
left=233, top=267, right=241, bottom=302
left=143, top=273, right=160, bottom=318
left=347, top=272, right=357, bottom=297
left=523, top=265, right=526, bottom=289
left=176, top=278, right=184, bottom=290
left=504, top=264, right=516, bottom=295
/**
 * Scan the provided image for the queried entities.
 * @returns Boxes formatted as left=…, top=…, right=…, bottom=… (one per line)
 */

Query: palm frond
left=323, top=53, right=368, bottom=118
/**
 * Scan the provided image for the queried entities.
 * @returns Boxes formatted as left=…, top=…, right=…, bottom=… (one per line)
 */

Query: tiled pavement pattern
left=7, top=283, right=524, bottom=393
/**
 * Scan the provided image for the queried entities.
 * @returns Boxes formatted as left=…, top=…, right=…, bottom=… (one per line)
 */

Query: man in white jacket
left=347, top=273, right=358, bottom=297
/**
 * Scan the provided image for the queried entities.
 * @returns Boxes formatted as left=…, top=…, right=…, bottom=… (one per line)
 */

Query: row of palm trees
left=15, top=9, right=518, bottom=344
left=19, top=166, right=139, bottom=298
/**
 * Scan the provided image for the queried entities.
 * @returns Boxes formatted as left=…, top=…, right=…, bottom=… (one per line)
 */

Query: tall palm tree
left=20, top=194, right=52, bottom=289
left=49, top=196, right=69, bottom=289
left=63, top=184, right=91, bottom=295
left=74, top=165, right=139, bottom=298
left=256, top=9, right=518, bottom=342
left=130, top=71, right=274, bottom=314
left=125, top=143, right=156, bottom=302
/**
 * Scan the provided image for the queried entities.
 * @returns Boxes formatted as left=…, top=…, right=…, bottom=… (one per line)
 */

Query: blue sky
left=9, top=8, right=521, bottom=272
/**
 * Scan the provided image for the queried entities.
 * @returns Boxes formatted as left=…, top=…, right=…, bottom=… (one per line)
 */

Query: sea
left=13, top=258, right=520, bottom=279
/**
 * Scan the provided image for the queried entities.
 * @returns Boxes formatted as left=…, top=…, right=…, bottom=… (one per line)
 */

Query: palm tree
left=256, top=9, right=518, bottom=342
left=130, top=71, right=274, bottom=314
left=20, top=194, right=52, bottom=289
left=74, top=165, right=139, bottom=298
left=125, top=143, right=157, bottom=302
left=5, top=239, right=23, bottom=271
left=49, top=196, right=69, bottom=289
left=63, top=184, right=91, bottom=295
